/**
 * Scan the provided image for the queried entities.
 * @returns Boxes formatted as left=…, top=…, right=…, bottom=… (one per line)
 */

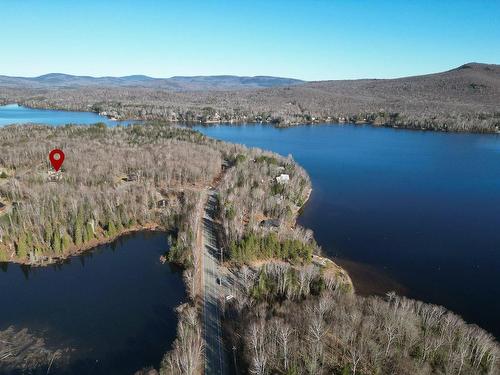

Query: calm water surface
left=0, top=104, right=140, bottom=127
left=0, top=231, right=185, bottom=374
left=194, top=123, right=500, bottom=338
left=1, top=105, right=499, bottom=340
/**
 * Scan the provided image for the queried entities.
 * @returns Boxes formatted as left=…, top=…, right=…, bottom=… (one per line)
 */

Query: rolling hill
left=0, top=63, right=499, bottom=132
left=0, top=73, right=304, bottom=90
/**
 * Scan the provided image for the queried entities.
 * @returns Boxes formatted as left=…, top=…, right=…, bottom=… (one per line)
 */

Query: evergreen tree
left=107, top=220, right=116, bottom=237
left=74, top=207, right=84, bottom=246
left=44, top=221, right=53, bottom=245
left=16, top=234, right=28, bottom=259
left=85, top=222, right=95, bottom=241
left=52, top=228, right=61, bottom=253
left=61, top=233, right=72, bottom=252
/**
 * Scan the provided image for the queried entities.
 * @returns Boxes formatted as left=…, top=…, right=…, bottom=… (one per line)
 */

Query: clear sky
left=1, top=0, right=499, bottom=80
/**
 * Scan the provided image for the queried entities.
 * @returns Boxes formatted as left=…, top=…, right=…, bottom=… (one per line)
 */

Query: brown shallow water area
left=0, top=326, right=72, bottom=373
left=334, top=257, right=407, bottom=296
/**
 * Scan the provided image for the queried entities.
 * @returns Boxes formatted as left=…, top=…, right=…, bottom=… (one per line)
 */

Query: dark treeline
left=229, top=232, right=315, bottom=264
left=1, top=63, right=499, bottom=133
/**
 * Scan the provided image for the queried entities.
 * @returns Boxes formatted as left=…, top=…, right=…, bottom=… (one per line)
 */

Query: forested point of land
left=1, top=62, right=499, bottom=133
left=1, top=123, right=499, bottom=374
left=0, top=122, right=314, bottom=267
left=216, top=158, right=500, bottom=375
left=224, top=263, right=500, bottom=375
left=0, top=122, right=321, bottom=373
left=195, top=111, right=500, bottom=374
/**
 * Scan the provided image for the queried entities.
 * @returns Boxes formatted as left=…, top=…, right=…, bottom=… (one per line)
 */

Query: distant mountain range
left=0, top=73, right=304, bottom=90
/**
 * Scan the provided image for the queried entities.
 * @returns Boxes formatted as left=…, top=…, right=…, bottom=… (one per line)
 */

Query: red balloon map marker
left=49, top=149, right=65, bottom=171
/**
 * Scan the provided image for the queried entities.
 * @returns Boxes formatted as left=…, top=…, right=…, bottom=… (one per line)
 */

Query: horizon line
left=0, top=61, right=497, bottom=82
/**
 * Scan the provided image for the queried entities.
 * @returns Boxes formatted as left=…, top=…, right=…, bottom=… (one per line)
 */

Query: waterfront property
left=0, top=231, right=185, bottom=374
left=195, top=123, right=500, bottom=339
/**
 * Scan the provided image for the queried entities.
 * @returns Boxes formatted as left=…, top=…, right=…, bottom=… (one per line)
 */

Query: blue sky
left=1, top=0, right=499, bottom=80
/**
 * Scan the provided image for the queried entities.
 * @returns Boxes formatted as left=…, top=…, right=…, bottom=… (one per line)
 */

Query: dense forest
left=1, top=63, right=499, bottom=133
left=197, top=119, right=500, bottom=374
left=0, top=124, right=220, bottom=373
left=214, top=168, right=500, bottom=375
left=0, top=124, right=222, bottom=265
left=216, top=149, right=316, bottom=264
left=224, top=264, right=500, bottom=375
left=158, top=137, right=323, bottom=375
left=0, top=122, right=319, bottom=373
left=2, top=122, right=499, bottom=374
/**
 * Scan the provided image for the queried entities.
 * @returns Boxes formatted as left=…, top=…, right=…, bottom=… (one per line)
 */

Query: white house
left=276, top=174, right=290, bottom=184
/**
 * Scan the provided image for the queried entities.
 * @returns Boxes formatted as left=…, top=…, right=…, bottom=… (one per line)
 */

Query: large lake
left=194, top=124, right=500, bottom=339
left=1, top=104, right=499, bottom=339
left=0, top=104, right=140, bottom=127
left=0, top=231, right=185, bottom=374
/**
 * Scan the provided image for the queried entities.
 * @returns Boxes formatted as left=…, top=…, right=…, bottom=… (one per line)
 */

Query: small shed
left=47, top=170, right=62, bottom=182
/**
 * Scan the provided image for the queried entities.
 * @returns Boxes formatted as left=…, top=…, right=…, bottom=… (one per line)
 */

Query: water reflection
left=0, top=231, right=185, bottom=374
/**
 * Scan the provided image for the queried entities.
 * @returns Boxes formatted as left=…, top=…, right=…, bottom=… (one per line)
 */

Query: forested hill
left=0, top=73, right=304, bottom=90
left=1, top=63, right=499, bottom=132
left=299, top=62, right=500, bottom=113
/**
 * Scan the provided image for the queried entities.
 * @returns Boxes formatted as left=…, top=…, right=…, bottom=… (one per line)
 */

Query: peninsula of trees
left=1, top=123, right=499, bottom=374
left=207, top=128, right=500, bottom=375
left=0, top=122, right=328, bottom=373
left=1, top=63, right=499, bottom=133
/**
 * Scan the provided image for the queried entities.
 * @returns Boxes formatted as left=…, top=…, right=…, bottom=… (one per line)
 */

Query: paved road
left=202, top=189, right=226, bottom=375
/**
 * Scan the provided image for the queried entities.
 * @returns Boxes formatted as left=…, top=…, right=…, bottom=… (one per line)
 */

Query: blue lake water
left=1, top=104, right=499, bottom=340
left=0, top=104, right=139, bottom=127
left=194, top=124, right=500, bottom=339
left=0, top=231, right=184, bottom=374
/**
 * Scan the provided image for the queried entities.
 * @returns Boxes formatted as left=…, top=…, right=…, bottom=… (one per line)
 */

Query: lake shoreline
left=4, top=103, right=500, bottom=134
left=0, top=230, right=187, bottom=374
left=1, top=223, right=165, bottom=267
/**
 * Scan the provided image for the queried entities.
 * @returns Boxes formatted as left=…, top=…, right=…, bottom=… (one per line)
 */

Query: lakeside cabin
left=47, top=170, right=62, bottom=182
left=276, top=174, right=290, bottom=184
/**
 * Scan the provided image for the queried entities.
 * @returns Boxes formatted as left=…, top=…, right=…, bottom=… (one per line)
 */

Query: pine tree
left=85, top=222, right=94, bottom=241
left=61, top=233, right=72, bottom=252
left=16, top=234, right=28, bottom=259
left=52, top=228, right=61, bottom=253
left=107, top=220, right=116, bottom=237
left=44, top=221, right=53, bottom=245
left=74, top=208, right=84, bottom=246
